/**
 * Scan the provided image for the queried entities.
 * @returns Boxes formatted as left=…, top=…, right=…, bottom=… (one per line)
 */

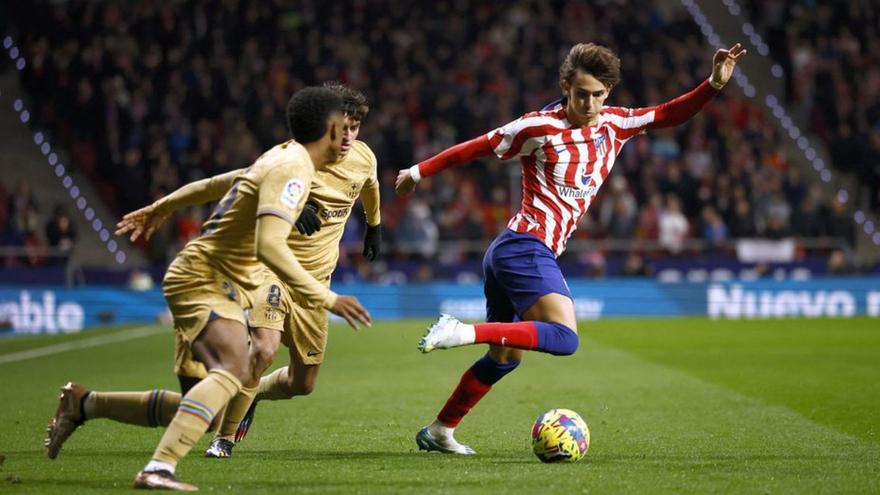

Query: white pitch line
left=0, top=325, right=165, bottom=365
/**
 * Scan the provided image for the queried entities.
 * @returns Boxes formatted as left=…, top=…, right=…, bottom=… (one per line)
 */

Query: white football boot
left=418, top=314, right=475, bottom=353
left=415, top=426, right=475, bottom=455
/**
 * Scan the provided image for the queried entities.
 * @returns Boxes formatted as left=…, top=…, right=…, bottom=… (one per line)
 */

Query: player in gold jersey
left=43, top=87, right=371, bottom=492
left=71, top=83, right=382, bottom=457
left=204, top=84, right=382, bottom=456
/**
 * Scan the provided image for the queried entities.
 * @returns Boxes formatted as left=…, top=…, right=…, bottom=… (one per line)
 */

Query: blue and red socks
left=436, top=353, right=521, bottom=427
left=473, top=321, right=579, bottom=356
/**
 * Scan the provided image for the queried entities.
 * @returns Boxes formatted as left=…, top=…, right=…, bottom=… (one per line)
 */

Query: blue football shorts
left=482, top=229, right=572, bottom=322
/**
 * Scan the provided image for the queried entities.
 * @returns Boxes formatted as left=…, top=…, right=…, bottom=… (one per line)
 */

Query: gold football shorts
left=248, top=273, right=330, bottom=365
left=162, top=250, right=250, bottom=377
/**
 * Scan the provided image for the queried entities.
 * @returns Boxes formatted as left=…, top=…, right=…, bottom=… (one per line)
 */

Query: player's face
left=338, top=115, right=362, bottom=159
left=563, top=71, right=610, bottom=126
left=320, top=112, right=346, bottom=168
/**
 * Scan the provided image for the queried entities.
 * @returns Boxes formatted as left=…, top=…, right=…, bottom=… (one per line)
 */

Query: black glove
left=295, top=201, right=321, bottom=236
left=363, top=224, right=382, bottom=261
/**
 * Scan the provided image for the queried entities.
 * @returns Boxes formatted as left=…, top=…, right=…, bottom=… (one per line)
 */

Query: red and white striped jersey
left=486, top=80, right=717, bottom=256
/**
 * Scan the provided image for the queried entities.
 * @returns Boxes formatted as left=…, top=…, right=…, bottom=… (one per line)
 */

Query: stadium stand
left=4, top=0, right=876, bottom=280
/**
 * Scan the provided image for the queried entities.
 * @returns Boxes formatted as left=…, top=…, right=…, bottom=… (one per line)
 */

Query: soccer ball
left=531, top=408, right=590, bottom=463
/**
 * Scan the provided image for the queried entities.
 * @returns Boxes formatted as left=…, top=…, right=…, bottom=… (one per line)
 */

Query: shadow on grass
left=4, top=449, right=149, bottom=460
left=590, top=452, right=876, bottom=465
left=238, top=449, right=536, bottom=464
left=240, top=449, right=455, bottom=460
left=3, top=478, right=133, bottom=491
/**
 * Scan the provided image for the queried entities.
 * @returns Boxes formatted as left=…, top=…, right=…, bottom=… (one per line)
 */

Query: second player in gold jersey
left=248, top=138, right=380, bottom=354
left=280, top=139, right=379, bottom=290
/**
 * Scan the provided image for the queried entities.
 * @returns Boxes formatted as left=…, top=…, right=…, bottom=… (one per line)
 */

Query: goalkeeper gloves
left=363, top=224, right=382, bottom=261
left=295, top=201, right=321, bottom=236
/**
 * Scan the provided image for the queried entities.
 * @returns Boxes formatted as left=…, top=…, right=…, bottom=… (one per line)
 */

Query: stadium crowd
left=0, top=179, right=77, bottom=266
left=743, top=0, right=880, bottom=212
left=8, top=0, right=866, bottom=271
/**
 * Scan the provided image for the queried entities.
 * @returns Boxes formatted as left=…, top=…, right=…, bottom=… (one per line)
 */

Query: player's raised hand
left=114, top=204, right=168, bottom=242
left=395, top=168, right=417, bottom=197
left=710, top=43, right=747, bottom=88
left=330, top=295, right=373, bottom=330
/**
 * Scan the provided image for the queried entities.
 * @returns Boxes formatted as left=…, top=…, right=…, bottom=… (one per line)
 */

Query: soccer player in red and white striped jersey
left=396, top=42, right=746, bottom=455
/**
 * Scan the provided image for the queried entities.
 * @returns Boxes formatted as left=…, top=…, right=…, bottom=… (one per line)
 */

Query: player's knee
left=205, top=356, right=250, bottom=383
left=274, top=374, right=310, bottom=398
left=292, top=380, right=315, bottom=396
left=251, top=343, right=277, bottom=377
left=217, top=356, right=251, bottom=384
left=232, top=364, right=252, bottom=384
left=547, top=322, right=579, bottom=356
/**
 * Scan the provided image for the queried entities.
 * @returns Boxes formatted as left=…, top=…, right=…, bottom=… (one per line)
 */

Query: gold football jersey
left=182, top=140, right=314, bottom=291
left=289, top=140, right=380, bottom=281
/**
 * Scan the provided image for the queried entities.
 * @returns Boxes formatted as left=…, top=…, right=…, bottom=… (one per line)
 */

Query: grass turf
left=0, top=317, right=877, bottom=494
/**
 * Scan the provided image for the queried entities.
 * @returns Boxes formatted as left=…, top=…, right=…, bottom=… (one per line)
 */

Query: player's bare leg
left=135, top=318, right=250, bottom=491
left=520, top=292, right=577, bottom=331
left=258, top=342, right=322, bottom=399
left=206, top=327, right=281, bottom=458
left=232, top=334, right=322, bottom=446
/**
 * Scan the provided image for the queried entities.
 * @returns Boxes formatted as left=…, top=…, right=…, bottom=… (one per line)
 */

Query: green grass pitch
left=1, top=317, right=878, bottom=494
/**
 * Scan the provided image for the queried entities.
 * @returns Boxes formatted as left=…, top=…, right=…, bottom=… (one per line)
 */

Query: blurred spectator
left=397, top=199, right=438, bottom=259
left=701, top=206, right=729, bottom=249
left=634, top=192, right=662, bottom=242
left=599, top=176, right=638, bottom=239
left=45, top=204, right=77, bottom=264
left=659, top=195, right=689, bottom=254
left=128, top=269, right=156, bottom=291
left=175, top=208, right=206, bottom=248
left=764, top=215, right=790, bottom=240
left=621, top=252, right=649, bottom=277
left=729, top=199, right=757, bottom=238
left=8, top=180, right=39, bottom=236
left=1, top=180, right=47, bottom=266
left=826, top=248, right=854, bottom=275
left=826, top=197, right=855, bottom=247
left=790, top=194, right=825, bottom=238
left=761, top=192, right=792, bottom=238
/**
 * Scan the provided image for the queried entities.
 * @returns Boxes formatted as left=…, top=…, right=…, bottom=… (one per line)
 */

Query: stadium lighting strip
left=3, top=35, right=128, bottom=263
left=681, top=0, right=880, bottom=247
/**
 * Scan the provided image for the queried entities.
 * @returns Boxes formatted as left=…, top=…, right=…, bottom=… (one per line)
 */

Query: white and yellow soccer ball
left=531, top=408, right=590, bottom=463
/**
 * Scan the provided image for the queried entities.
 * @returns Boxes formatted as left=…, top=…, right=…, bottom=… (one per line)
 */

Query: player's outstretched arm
left=395, top=135, right=495, bottom=197
left=255, top=214, right=372, bottom=330
left=114, top=168, right=244, bottom=241
left=610, top=43, right=747, bottom=140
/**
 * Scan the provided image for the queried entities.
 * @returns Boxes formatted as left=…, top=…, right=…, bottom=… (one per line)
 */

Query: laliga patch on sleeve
left=280, top=179, right=305, bottom=209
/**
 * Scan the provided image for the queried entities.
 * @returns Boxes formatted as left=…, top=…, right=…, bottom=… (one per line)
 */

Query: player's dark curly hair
left=560, top=43, right=621, bottom=89
left=286, top=87, right=345, bottom=143
left=323, top=82, right=370, bottom=122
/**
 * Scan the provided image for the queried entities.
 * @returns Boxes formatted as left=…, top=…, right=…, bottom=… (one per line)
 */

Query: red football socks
left=473, top=321, right=538, bottom=349
left=436, top=369, right=492, bottom=427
